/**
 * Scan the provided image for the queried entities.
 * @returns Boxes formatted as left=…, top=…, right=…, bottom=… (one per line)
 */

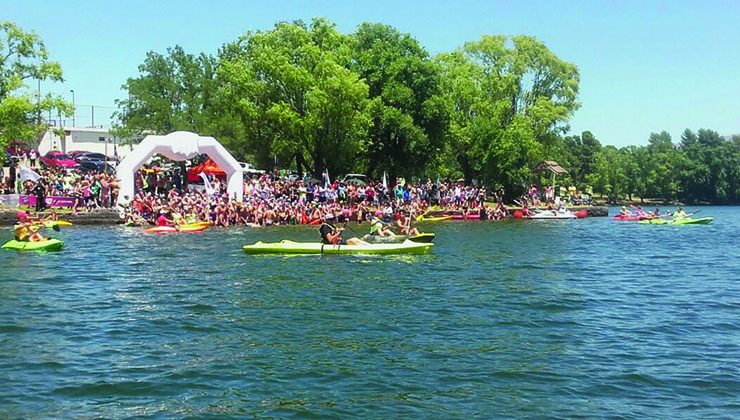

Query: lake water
left=1, top=207, right=738, bottom=418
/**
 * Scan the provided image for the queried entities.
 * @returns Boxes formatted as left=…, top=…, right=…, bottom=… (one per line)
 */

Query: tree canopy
left=0, top=21, right=71, bottom=158
left=111, top=18, right=739, bottom=203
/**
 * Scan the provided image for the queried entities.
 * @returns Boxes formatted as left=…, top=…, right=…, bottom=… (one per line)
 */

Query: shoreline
left=0, top=205, right=610, bottom=226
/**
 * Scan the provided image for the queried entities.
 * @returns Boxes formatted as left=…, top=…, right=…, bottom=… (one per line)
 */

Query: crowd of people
left=521, top=183, right=593, bottom=208
left=123, top=173, right=509, bottom=228
left=4, top=155, right=601, bottom=232
left=9, top=164, right=120, bottom=213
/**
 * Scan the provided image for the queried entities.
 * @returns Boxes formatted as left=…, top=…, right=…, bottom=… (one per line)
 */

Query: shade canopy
left=187, top=157, right=226, bottom=182
left=535, top=160, right=568, bottom=175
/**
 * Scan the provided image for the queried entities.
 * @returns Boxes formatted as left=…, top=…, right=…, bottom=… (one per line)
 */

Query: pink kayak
left=143, top=225, right=207, bottom=234
left=451, top=213, right=481, bottom=220
left=613, top=214, right=653, bottom=221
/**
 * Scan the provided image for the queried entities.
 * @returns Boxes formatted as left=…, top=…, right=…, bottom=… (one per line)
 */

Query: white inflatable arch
left=116, top=131, right=243, bottom=206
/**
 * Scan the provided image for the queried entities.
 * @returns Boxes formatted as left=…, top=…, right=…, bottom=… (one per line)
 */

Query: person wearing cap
left=319, top=214, right=366, bottom=245
left=14, top=211, right=46, bottom=242
left=620, top=206, right=631, bottom=217
left=369, top=216, right=394, bottom=237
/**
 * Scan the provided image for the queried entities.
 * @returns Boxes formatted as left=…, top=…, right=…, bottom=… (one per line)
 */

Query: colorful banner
left=19, top=195, right=77, bottom=208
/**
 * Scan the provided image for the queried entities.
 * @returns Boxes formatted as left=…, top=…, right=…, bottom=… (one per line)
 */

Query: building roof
left=536, top=160, right=568, bottom=175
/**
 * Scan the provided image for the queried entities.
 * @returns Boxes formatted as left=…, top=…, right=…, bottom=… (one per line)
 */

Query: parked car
left=239, top=162, right=266, bottom=178
left=67, top=150, right=93, bottom=159
left=40, top=151, right=78, bottom=168
left=76, top=152, right=117, bottom=173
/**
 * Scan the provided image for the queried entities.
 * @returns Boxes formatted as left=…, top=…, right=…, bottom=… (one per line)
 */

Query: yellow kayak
left=180, top=221, right=211, bottom=229
left=416, top=215, right=453, bottom=222
left=189, top=221, right=212, bottom=228
left=43, top=220, right=73, bottom=228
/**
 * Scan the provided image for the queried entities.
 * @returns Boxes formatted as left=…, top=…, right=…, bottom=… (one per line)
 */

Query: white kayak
left=527, top=210, right=578, bottom=220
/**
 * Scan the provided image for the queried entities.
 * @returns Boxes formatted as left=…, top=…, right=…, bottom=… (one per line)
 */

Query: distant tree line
left=559, top=129, right=740, bottom=204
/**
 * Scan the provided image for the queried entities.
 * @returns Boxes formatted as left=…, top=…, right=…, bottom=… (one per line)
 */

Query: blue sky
left=5, top=0, right=740, bottom=146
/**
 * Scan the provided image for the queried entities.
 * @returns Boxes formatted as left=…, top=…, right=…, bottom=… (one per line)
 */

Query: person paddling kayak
left=521, top=203, right=534, bottom=218
left=156, top=210, right=181, bottom=231
left=369, top=216, right=394, bottom=237
left=673, top=206, right=689, bottom=221
left=319, top=214, right=366, bottom=245
left=395, top=210, right=420, bottom=236
left=14, top=211, right=46, bottom=242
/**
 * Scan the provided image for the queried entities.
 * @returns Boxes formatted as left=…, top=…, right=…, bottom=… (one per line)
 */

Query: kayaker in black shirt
left=319, top=214, right=366, bottom=245
left=33, top=179, right=47, bottom=212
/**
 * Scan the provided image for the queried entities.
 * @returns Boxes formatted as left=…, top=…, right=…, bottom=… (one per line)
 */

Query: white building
left=38, top=126, right=135, bottom=158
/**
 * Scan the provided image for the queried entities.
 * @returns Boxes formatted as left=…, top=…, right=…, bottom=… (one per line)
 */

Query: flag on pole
left=382, top=171, right=388, bottom=190
left=199, top=172, right=215, bottom=194
left=324, top=168, right=330, bottom=188
left=19, top=165, right=41, bottom=183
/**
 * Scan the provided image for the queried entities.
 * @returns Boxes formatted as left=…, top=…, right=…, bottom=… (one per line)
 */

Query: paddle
left=680, top=210, right=701, bottom=219
left=405, top=209, right=418, bottom=239
left=342, top=220, right=361, bottom=237
left=35, top=221, right=61, bottom=232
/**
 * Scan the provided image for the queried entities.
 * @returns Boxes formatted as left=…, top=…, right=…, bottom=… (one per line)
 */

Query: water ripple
left=0, top=207, right=739, bottom=418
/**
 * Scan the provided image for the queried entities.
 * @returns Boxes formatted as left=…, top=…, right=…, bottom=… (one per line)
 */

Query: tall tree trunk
left=294, top=152, right=304, bottom=176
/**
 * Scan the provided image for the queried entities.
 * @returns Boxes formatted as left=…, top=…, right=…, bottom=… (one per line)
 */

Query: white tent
left=116, top=131, right=242, bottom=206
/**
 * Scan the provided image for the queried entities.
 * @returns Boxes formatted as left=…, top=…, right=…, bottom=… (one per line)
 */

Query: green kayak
left=243, top=239, right=433, bottom=255
left=2, top=238, right=64, bottom=251
left=363, top=232, right=436, bottom=243
left=638, top=217, right=714, bottom=225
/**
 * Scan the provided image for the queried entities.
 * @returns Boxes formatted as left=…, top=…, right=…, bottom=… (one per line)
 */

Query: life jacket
left=14, top=224, right=31, bottom=241
left=319, top=222, right=338, bottom=244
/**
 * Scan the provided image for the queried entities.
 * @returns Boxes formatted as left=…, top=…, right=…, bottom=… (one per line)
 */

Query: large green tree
left=0, top=21, right=70, bottom=156
left=588, top=145, right=627, bottom=200
left=561, top=130, right=602, bottom=187
left=114, top=45, right=218, bottom=139
left=351, top=23, right=447, bottom=179
left=438, top=35, right=580, bottom=194
left=644, top=131, right=681, bottom=200
left=678, top=128, right=740, bottom=203
left=218, top=19, right=370, bottom=175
